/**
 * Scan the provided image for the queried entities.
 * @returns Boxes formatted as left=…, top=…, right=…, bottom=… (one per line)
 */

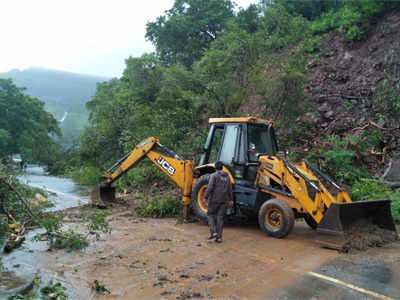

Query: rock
left=307, top=60, right=317, bottom=69
left=344, top=52, right=353, bottom=60
left=304, top=112, right=320, bottom=124
left=318, top=102, right=330, bottom=113
left=324, top=110, right=335, bottom=119
left=317, top=96, right=327, bottom=103
left=0, top=269, right=36, bottom=299
left=384, top=160, right=400, bottom=182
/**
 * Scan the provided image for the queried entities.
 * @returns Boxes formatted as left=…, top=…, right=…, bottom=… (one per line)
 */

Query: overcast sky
left=0, top=0, right=258, bottom=78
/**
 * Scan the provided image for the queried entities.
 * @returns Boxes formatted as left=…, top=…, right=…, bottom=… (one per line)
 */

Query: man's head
left=215, top=161, right=223, bottom=170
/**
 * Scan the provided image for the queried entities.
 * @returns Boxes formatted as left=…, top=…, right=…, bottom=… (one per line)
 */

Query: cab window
left=248, top=124, right=277, bottom=162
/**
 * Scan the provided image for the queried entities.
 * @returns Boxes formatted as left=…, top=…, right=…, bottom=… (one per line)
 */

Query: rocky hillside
left=285, top=9, right=400, bottom=176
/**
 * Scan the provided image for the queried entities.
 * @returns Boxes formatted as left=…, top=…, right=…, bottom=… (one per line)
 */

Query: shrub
left=135, top=194, right=181, bottom=218
left=390, top=189, right=400, bottom=223
left=41, top=281, right=68, bottom=300
left=53, top=230, right=89, bottom=251
left=322, top=135, right=369, bottom=183
left=374, top=77, right=400, bottom=121
left=35, top=214, right=88, bottom=251
left=85, top=209, right=112, bottom=240
left=66, top=165, right=100, bottom=185
left=351, top=179, right=391, bottom=201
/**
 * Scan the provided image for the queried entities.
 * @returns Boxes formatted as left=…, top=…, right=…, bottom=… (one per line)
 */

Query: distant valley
left=0, top=67, right=108, bottom=147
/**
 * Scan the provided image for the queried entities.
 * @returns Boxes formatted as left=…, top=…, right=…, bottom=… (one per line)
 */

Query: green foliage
left=52, top=230, right=89, bottom=251
left=0, top=78, right=60, bottom=163
left=7, top=281, right=68, bottom=299
left=92, top=280, right=110, bottom=295
left=0, top=215, right=8, bottom=244
left=351, top=179, right=391, bottom=201
left=40, top=281, right=68, bottom=300
left=260, top=4, right=311, bottom=50
left=85, top=209, right=111, bottom=240
left=374, top=76, right=400, bottom=121
left=275, top=0, right=339, bottom=21
left=257, top=52, right=307, bottom=126
left=35, top=214, right=88, bottom=251
left=146, top=0, right=235, bottom=67
left=0, top=67, right=107, bottom=149
left=0, top=165, right=47, bottom=223
left=310, top=0, right=399, bottom=40
left=302, top=35, right=322, bottom=53
left=390, top=189, right=400, bottom=222
left=351, top=180, right=400, bottom=222
left=306, top=135, right=369, bottom=184
left=66, top=165, right=100, bottom=185
left=136, top=194, right=181, bottom=218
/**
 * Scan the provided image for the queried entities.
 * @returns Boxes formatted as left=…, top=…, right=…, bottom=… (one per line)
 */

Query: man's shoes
left=207, top=234, right=217, bottom=241
left=215, top=237, right=223, bottom=243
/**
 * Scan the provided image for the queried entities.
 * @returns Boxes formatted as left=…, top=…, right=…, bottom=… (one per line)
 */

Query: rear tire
left=258, top=199, right=295, bottom=238
left=191, top=175, right=209, bottom=220
left=303, top=214, right=318, bottom=230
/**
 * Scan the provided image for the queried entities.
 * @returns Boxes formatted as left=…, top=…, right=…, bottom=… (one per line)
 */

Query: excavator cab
left=198, top=118, right=277, bottom=184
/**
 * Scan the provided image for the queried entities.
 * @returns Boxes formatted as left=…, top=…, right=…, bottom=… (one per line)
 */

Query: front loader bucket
left=90, top=184, right=115, bottom=207
left=315, top=200, right=397, bottom=250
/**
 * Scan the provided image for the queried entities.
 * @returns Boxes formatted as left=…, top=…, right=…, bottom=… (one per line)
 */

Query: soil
left=301, top=9, right=400, bottom=170
left=34, top=200, right=400, bottom=299
left=39, top=202, right=341, bottom=299
left=340, top=221, right=399, bottom=253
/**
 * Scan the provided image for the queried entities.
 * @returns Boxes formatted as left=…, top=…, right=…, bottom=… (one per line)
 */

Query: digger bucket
left=315, top=200, right=397, bottom=250
left=90, top=184, right=115, bottom=207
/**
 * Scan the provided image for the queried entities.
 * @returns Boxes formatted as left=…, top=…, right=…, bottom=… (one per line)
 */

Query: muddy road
left=3, top=165, right=400, bottom=299
left=40, top=207, right=400, bottom=300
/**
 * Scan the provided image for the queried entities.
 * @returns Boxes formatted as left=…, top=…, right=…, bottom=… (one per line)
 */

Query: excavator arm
left=93, top=137, right=193, bottom=210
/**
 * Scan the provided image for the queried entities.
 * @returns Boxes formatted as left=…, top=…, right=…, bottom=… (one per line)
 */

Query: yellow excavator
left=92, top=117, right=397, bottom=249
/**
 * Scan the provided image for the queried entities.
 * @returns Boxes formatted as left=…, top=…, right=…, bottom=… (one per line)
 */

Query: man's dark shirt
left=204, top=170, right=233, bottom=205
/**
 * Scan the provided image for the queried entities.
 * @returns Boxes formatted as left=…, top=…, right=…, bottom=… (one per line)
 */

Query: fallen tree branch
left=0, top=176, right=35, bottom=220
left=352, top=121, right=400, bottom=132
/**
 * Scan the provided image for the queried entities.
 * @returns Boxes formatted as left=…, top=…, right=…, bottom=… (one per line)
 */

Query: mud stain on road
left=37, top=212, right=341, bottom=299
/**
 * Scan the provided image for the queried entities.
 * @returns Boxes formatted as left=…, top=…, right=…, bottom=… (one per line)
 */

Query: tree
left=146, top=0, right=235, bottom=67
left=0, top=79, right=60, bottom=162
left=275, top=0, right=338, bottom=20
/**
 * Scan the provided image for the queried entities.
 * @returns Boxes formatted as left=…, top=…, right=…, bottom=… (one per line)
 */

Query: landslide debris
left=340, top=221, right=399, bottom=253
left=300, top=9, right=400, bottom=168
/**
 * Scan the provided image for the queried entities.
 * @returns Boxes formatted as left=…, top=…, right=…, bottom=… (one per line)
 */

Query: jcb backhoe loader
left=93, top=117, right=397, bottom=249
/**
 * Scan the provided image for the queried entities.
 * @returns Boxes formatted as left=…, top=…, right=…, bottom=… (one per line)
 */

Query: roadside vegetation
left=58, top=0, right=399, bottom=221
left=1, top=1, right=399, bottom=220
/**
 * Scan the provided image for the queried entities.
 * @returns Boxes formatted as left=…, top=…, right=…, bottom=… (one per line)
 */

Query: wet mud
left=341, top=222, right=399, bottom=253
left=36, top=210, right=340, bottom=299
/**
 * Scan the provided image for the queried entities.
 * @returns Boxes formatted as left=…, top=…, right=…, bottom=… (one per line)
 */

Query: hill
left=0, top=67, right=108, bottom=147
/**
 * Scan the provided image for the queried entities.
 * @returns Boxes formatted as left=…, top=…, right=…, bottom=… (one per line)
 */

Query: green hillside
left=0, top=67, right=108, bottom=147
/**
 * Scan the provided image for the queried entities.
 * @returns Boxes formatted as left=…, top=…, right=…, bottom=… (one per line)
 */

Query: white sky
left=0, top=0, right=258, bottom=78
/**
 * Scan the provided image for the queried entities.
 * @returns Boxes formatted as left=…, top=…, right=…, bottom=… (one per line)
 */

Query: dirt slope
left=302, top=9, right=400, bottom=164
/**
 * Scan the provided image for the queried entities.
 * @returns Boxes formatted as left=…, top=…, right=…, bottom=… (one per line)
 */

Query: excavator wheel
left=191, top=175, right=209, bottom=220
left=303, top=214, right=318, bottom=230
left=258, top=199, right=295, bottom=238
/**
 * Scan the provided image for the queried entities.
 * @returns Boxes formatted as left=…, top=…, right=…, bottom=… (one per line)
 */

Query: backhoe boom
left=94, top=137, right=193, bottom=209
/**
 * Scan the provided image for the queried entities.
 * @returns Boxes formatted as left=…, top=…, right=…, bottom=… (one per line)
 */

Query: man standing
left=204, top=161, right=233, bottom=243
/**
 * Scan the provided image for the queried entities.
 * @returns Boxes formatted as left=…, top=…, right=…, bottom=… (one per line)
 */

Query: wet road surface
left=2, top=166, right=399, bottom=299
left=39, top=210, right=400, bottom=299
